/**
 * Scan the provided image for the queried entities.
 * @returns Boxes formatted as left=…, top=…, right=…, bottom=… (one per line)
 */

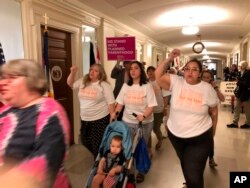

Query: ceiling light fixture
left=182, top=25, right=199, bottom=35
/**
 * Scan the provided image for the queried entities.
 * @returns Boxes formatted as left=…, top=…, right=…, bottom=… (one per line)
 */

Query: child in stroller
left=86, top=121, right=132, bottom=188
left=92, top=135, right=125, bottom=188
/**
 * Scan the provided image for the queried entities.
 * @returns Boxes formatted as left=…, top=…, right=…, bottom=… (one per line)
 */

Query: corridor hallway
left=65, top=105, right=250, bottom=188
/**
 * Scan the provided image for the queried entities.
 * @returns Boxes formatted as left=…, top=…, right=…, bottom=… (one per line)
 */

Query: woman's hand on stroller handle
left=110, top=111, right=120, bottom=122
left=132, top=113, right=143, bottom=125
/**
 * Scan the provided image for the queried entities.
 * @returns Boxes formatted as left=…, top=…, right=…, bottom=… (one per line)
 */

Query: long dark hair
left=127, top=61, right=148, bottom=86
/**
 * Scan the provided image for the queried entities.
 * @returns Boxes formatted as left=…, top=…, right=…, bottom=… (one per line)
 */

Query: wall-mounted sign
left=106, top=36, right=136, bottom=61
left=220, top=81, right=237, bottom=105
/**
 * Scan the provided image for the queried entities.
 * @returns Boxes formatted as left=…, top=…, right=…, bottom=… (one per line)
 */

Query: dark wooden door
left=41, top=26, right=74, bottom=144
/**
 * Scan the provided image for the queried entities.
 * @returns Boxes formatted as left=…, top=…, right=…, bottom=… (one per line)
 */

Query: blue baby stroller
left=85, top=121, right=133, bottom=188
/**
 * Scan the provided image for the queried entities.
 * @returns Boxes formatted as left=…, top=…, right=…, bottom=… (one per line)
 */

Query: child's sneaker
left=209, top=158, right=218, bottom=167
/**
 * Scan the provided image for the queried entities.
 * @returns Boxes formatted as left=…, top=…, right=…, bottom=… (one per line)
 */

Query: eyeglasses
left=183, top=67, right=200, bottom=73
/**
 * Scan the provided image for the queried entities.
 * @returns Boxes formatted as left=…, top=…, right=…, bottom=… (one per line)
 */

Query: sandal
left=136, top=173, right=144, bottom=183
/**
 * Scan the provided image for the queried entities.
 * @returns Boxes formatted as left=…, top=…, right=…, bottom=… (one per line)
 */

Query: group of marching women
left=0, top=50, right=221, bottom=188
left=67, top=48, right=222, bottom=188
left=0, top=49, right=221, bottom=187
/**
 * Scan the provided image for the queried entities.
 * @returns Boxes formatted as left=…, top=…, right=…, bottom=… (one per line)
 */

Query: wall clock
left=192, top=41, right=205, bottom=54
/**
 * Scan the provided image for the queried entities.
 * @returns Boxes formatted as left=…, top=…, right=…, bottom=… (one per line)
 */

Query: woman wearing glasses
left=0, top=59, right=70, bottom=188
left=155, top=50, right=219, bottom=188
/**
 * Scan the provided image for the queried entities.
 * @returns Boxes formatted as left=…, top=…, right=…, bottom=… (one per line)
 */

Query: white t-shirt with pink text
left=73, top=79, right=115, bottom=121
left=168, top=75, right=219, bottom=138
left=116, top=83, right=158, bottom=124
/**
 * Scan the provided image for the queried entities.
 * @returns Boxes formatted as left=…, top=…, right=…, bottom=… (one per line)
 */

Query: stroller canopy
left=99, top=121, right=132, bottom=159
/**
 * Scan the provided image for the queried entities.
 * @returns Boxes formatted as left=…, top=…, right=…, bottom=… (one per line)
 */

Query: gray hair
left=0, top=59, right=48, bottom=95
left=239, top=60, right=248, bottom=69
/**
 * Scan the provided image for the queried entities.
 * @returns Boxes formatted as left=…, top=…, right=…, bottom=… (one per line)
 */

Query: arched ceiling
left=77, top=0, right=250, bottom=60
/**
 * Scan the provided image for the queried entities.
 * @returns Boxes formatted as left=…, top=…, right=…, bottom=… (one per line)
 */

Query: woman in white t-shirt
left=201, top=70, right=225, bottom=168
left=67, top=64, right=115, bottom=157
left=146, top=66, right=169, bottom=150
left=155, top=49, right=219, bottom=188
left=112, top=61, right=157, bottom=183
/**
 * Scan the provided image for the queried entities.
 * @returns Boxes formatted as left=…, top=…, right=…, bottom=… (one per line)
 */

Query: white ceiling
left=78, top=0, right=250, bottom=60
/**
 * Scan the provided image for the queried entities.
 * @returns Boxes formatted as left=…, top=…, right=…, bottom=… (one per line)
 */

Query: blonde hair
left=0, top=59, right=48, bottom=95
left=83, top=64, right=108, bottom=88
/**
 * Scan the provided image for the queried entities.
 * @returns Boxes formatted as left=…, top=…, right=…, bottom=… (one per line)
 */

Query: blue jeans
left=168, top=128, right=213, bottom=188
left=124, top=121, right=153, bottom=146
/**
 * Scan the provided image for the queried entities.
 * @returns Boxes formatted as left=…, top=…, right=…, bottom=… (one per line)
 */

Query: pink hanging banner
left=106, top=36, right=136, bottom=61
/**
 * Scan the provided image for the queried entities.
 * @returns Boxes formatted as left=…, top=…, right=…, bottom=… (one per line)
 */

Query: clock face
left=192, top=42, right=205, bottom=54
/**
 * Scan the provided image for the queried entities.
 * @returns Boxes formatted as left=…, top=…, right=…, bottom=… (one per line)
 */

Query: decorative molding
left=20, top=0, right=86, bottom=144
left=19, top=0, right=169, bottom=143
left=33, top=0, right=101, bottom=28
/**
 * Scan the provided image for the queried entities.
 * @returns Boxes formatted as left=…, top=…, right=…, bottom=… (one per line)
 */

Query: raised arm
left=67, top=65, right=78, bottom=88
left=155, top=49, right=181, bottom=90
left=177, top=63, right=185, bottom=76
left=211, top=81, right=225, bottom=102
